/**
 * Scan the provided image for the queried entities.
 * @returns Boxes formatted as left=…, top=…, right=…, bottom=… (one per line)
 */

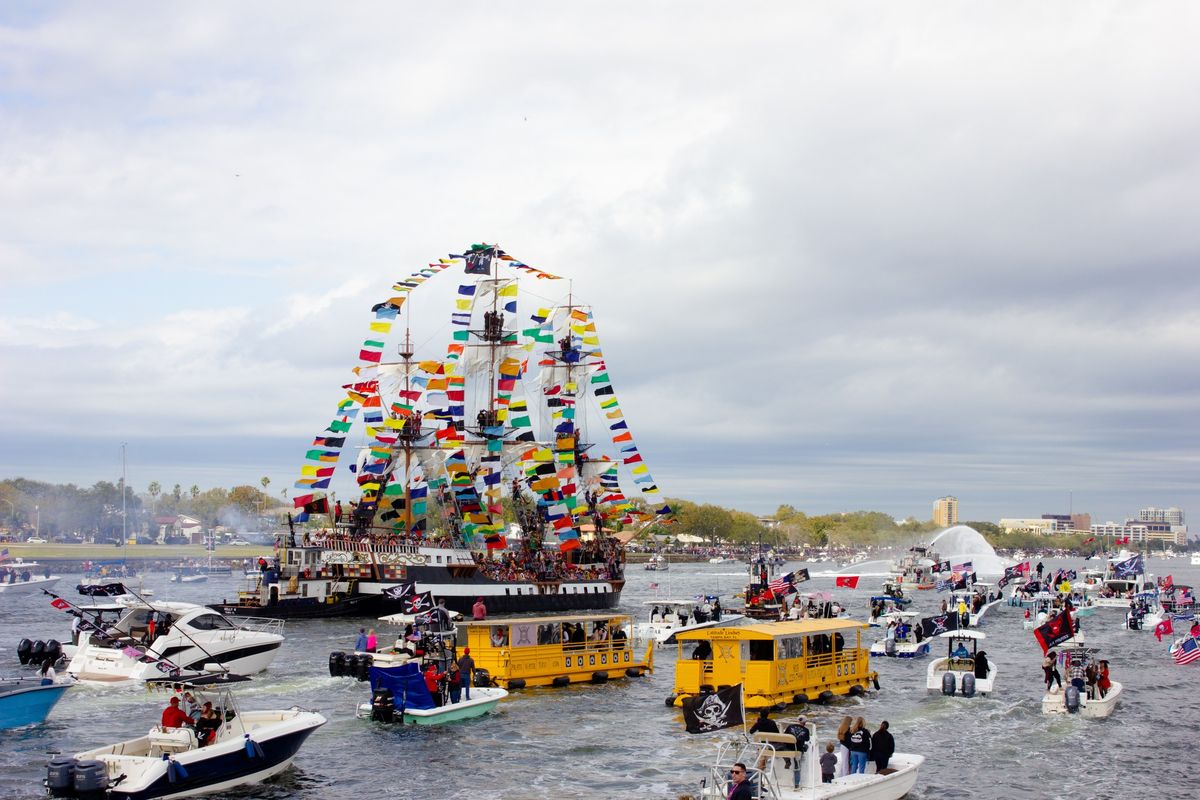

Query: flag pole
left=740, top=684, right=747, bottom=737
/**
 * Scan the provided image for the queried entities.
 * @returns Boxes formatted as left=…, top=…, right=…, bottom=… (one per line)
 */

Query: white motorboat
left=1091, top=551, right=1151, bottom=608
left=695, top=723, right=924, bottom=800
left=354, top=660, right=508, bottom=725
left=1041, top=642, right=1121, bottom=718
left=1124, top=592, right=1165, bottom=631
left=644, top=554, right=669, bottom=571
left=45, top=672, right=325, bottom=799
left=633, top=599, right=743, bottom=645
left=1022, top=594, right=1056, bottom=629
left=927, top=631, right=995, bottom=696
left=0, top=561, right=60, bottom=596
left=869, top=611, right=930, bottom=658
left=866, top=595, right=912, bottom=627
left=948, top=583, right=1003, bottom=627
left=65, top=601, right=284, bottom=684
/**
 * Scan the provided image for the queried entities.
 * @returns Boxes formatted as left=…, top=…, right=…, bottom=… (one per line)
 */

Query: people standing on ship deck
left=871, top=721, right=894, bottom=772
left=1043, top=651, right=1063, bottom=691
left=726, top=762, right=753, bottom=800
left=447, top=661, right=462, bottom=704
left=1097, top=660, right=1112, bottom=697
left=712, top=598, right=722, bottom=621
left=749, top=709, right=778, bottom=734
left=820, top=743, right=838, bottom=784
left=835, top=716, right=852, bottom=776
left=423, top=663, right=447, bottom=707
left=458, top=648, right=474, bottom=700
left=365, top=629, right=377, bottom=653
left=845, top=718, right=872, bottom=774
left=473, top=597, right=487, bottom=621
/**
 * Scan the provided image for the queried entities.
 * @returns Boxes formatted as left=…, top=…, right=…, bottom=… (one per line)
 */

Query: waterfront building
left=933, top=497, right=958, bottom=527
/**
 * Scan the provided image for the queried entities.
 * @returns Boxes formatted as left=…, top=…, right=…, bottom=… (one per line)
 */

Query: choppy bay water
left=2, top=557, right=1196, bottom=799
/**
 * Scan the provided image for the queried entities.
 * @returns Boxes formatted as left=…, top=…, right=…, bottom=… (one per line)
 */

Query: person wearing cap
left=161, top=696, right=192, bottom=729
left=782, top=715, right=810, bottom=782
left=458, top=647, right=475, bottom=700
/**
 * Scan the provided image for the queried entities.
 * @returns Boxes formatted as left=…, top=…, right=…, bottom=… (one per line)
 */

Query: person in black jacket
left=974, top=650, right=990, bottom=680
left=870, top=720, right=895, bottom=772
left=844, top=717, right=872, bottom=774
left=782, top=715, right=810, bottom=783
left=727, top=763, right=753, bottom=800
left=749, top=709, right=778, bottom=734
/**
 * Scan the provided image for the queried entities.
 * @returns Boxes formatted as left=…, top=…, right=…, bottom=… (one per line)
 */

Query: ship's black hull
left=211, top=593, right=383, bottom=620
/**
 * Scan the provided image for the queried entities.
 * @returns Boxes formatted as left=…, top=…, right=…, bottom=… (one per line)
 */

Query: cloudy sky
left=2, top=2, right=1197, bottom=525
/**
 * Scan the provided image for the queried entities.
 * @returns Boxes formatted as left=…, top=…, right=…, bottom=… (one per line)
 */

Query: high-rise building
left=933, top=497, right=958, bottom=527
left=1139, top=507, right=1185, bottom=525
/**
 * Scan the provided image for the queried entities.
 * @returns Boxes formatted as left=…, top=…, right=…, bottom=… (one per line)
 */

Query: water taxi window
left=510, top=622, right=538, bottom=647
left=537, top=624, right=561, bottom=644
left=780, top=637, right=804, bottom=660
left=748, top=640, right=774, bottom=661
left=490, top=625, right=509, bottom=646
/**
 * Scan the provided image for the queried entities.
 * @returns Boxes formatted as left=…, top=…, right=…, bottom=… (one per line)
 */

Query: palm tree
left=147, top=481, right=161, bottom=514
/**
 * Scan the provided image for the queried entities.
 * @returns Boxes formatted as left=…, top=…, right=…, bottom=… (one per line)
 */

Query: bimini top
left=458, top=613, right=630, bottom=627
left=675, top=619, right=869, bottom=641
left=936, top=630, right=987, bottom=641
left=145, top=673, right=252, bottom=689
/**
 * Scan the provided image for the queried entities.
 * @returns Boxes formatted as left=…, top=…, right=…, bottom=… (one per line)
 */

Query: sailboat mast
left=399, top=324, right=414, bottom=535
left=121, top=442, right=127, bottom=557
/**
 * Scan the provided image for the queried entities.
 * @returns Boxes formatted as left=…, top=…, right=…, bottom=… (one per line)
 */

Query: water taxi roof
left=642, top=599, right=702, bottom=606
left=936, top=630, right=986, bottom=640
left=459, top=613, right=630, bottom=626
left=675, top=619, right=868, bottom=641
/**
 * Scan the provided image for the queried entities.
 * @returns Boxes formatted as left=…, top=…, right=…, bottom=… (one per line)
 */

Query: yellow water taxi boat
left=669, top=619, right=877, bottom=709
left=459, top=614, right=652, bottom=689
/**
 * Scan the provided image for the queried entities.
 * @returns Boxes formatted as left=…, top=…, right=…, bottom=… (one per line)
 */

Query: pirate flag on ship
left=682, top=683, right=744, bottom=734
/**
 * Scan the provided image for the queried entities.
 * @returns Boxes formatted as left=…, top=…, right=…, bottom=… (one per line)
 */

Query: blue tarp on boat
left=368, top=663, right=435, bottom=710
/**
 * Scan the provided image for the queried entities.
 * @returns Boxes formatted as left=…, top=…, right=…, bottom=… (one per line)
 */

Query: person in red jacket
left=161, top=696, right=192, bottom=729
left=423, top=663, right=447, bottom=707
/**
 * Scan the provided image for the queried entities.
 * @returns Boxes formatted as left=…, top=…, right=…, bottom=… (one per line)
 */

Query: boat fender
left=773, top=702, right=788, bottom=712
left=328, top=651, right=345, bottom=678
left=591, top=671, right=609, bottom=684
left=16, top=638, right=32, bottom=665
left=961, top=673, right=976, bottom=698
left=941, top=672, right=956, bottom=696
left=884, top=638, right=896, bottom=657
left=626, top=667, right=643, bottom=678
left=44, top=639, right=62, bottom=664
left=45, top=756, right=77, bottom=797
left=792, top=693, right=809, bottom=705
left=552, top=676, right=571, bottom=688
left=72, top=759, right=109, bottom=796
left=665, top=695, right=677, bottom=707
left=507, top=678, right=526, bottom=690
left=1064, top=685, right=1081, bottom=713
left=872, top=676, right=881, bottom=691
left=244, top=734, right=265, bottom=758
left=848, top=684, right=865, bottom=697
left=818, top=691, right=834, bottom=705
left=165, top=755, right=189, bottom=784
left=30, top=640, right=46, bottom=664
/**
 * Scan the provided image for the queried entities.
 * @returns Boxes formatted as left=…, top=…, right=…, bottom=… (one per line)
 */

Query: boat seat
left=148, top=726, right=198, bottom=754
left=752, top=732, right=805, bottom=760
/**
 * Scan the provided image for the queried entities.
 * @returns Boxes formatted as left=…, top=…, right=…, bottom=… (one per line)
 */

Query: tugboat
left=218, top=244, right=671, bottom=619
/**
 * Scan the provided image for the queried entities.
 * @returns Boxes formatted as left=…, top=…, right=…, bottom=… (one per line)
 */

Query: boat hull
left=82, top=711, right=325, bottom=800
left=356, top=687, right=508, bottom=725
left=869, top=641, right=930, bottom=659
left=0, top=682, right=71, bottom=729
left=1042, top=681, right=1122, bottom=718
left=0, top=576, right=60, bottom=595
left=926, top=659, right=996, bottom=695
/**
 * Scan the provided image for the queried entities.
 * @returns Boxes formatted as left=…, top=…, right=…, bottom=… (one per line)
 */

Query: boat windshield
left=187, top=614, right=239, bottom=631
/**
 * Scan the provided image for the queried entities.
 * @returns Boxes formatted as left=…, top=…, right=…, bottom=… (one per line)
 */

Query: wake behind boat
left=44, top=672, right=324, bottom=800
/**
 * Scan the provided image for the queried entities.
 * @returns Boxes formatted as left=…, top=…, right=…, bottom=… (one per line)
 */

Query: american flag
left=1174, top=637, right=1200, bottom=665
left=0, top=547, right=8, bottom=561
left=951, top=561, right=973, bottom=572
left=768, top=572, right=795, bottom=594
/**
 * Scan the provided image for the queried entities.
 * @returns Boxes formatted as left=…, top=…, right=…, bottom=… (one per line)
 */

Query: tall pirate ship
left=216, top=244, right=669, bottom=619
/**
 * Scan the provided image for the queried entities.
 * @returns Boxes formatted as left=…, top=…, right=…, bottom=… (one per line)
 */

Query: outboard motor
left=941, top=672, right=957, bottom=696
left=370, top=688, right=394, bottom=723
left=1064, top=685, right=1082, bottom=713
left=328, top=651, right=345, bottom=677
left=473, top=668, right=492, bottom=688
left=355, top=654, right=373, bottom=682
left=73, top=759, right=109, bottom=800
left=43, top=639, right=62, bottom=664
left=961, top=673, right=977, bottom=697
left=17, top=638, right=32, bottom=665
left=884, top=638, right=896, bottom=657
left=46, top=756, right=78, bottom=797
left=30, top=640, right=46, bottom=664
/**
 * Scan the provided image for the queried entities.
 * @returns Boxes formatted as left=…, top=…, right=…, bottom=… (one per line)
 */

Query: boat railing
left=704, top=738, right=783, bottom=799
left=234, top=617, right=285, bottom=637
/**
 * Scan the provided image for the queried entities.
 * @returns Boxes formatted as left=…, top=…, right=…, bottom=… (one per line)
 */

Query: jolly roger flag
left=465, top=247, right=494, bottom=275
left=682, top=683, right=744, bottom=734
left=793, top=568, right=811, bottom=584
left=934, top=560, right=951, bottom=573
left=76, top=582, right=127, bottom=597
left=920, top=613, right=960, bottom=639
left=404, top=591, right=435, bottom=614
left=383, top=583, right=413, bottom=601
left=1033, top=607, right=1074, bottom=654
